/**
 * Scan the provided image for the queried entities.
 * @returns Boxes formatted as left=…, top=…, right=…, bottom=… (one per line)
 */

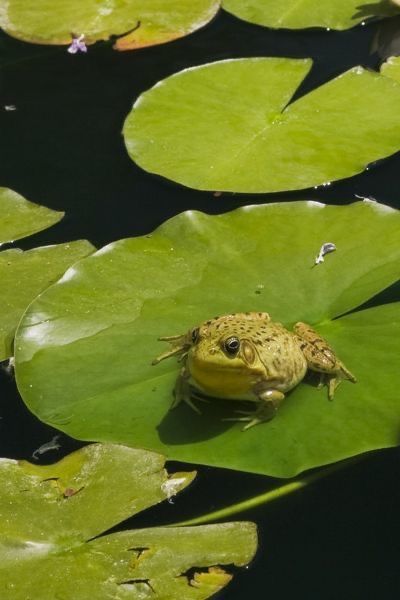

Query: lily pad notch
left=123, top=57, right=400, bottom=193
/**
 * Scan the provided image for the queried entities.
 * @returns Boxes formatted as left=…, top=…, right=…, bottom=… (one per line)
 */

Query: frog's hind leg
left=294, top=322, right=356, bottom=400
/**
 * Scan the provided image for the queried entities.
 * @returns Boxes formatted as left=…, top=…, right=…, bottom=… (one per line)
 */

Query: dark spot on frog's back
left=272, top=358, right=281, bottom=370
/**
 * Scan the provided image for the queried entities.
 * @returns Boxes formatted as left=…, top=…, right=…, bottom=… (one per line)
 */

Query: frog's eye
left=191, top=328, right=200, bottom=344
left=224, top=336, right=240, bottom=355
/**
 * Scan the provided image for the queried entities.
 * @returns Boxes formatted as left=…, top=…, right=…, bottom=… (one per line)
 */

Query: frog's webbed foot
left=151, top=333, right=191, bottom=365
left=224, top=389, right=285, bottom=431
left=294, top=322, right=356, bottom=399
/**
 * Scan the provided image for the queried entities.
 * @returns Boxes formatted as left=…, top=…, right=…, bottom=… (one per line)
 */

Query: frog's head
left=188, top=314, right=263, bottom=367
left=185, top=313, right=270, bottom=396
left=153, top=312, right=271, bottom=363
left=152, top=313, right=270, bottom=396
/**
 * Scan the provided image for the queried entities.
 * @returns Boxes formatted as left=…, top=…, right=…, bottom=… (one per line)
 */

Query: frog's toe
left=326, top=369, right=356, bottom=400
left=228, top=415, right=268, bottom=431
left=241, top=417, right=264, bottom=431
left=190, top=391, right=210, bottom=403
left=223, top=407, right=275, bottom=430
left=172, top=393, right=202, bottom=414
left=222, top=415, right=258, bottom=430
left=184, top=397, right=202, bottom=414
left=341, top=365, right=357, bottom=383
left=327, top=376, right=342, bottom=401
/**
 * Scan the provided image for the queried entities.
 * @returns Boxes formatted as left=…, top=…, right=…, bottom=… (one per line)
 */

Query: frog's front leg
left=294, top=322, right=356, bottom=400
left=226, top=386, right=285, bottom=431
left=172, top=365, right=202, bottom=414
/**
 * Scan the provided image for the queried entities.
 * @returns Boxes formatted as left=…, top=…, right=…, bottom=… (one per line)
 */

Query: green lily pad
left=0, top=0, right=220, bottom=50
left=14, top=201, right=400, bottom=477
left=123, top=58, right=400, bottom=193
left=222, top=0, right=399, bottom=30
left=0, top=443, right=257, bottom=598
left=0, top=187, right=63, bottom=245
left=381, top=55, right=400, bottom=82
left=0, top=241, right=95, bottom=361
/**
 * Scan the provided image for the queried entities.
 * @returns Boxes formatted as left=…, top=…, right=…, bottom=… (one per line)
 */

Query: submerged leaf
left=0, top=187, right=63, bottom=245
left=0, top=444, right=257, bottom=599
left=0, top=241, right=95, bottom=361
left=123, top=58, right=400, bottom=193
left=0, top=0, right=220, bottom=50
left=14, top=201, right=400, bottom=477
left=222, top=0, right=399, bottom=31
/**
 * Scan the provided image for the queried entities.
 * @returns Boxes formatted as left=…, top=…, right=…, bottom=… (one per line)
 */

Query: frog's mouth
left=188, top=355, right=255, bottom=397
left=189, top=354, right=249, bottom=373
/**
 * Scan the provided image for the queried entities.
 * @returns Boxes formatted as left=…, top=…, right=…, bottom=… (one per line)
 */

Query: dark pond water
left=1, top=10, right=400, bottom=599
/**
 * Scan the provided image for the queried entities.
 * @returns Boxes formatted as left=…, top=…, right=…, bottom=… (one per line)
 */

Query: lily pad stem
left=170, top=456, right=364, bottom=527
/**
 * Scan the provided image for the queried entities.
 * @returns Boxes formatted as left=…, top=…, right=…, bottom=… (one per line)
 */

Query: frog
left=152, top=312, right=356, bottom=430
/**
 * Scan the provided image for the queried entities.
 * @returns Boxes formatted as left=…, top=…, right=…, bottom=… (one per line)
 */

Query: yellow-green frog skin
left=152, top=312, right=356, bottom=430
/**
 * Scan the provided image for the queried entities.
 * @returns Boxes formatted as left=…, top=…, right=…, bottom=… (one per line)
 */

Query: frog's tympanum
left=152, top=312, right=356, bottom=430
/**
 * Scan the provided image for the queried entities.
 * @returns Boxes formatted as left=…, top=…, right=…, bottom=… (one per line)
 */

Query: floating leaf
left=0, top=187, right=63, bottom=246
left=222, top=0, right=399, bottom=31
left=0, top=443, right=257, bottom=599
left=0, top=241, right=94, bottom=361
left=14, top=201, right=400, bottom=477
left=381, top=55, right=400, bottom=82
left=123, top=58, right=400, bottom=193
left=0, top=0, right=220, bottom=50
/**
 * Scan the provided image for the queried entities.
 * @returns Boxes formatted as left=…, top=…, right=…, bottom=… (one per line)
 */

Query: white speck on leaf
left=161, top=476, right=187, bottom=504
left=314, top=242, right=336, bottom=265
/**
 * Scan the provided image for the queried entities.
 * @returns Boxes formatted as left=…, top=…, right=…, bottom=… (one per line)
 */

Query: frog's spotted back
left=198, top=312, right=271, bottom=341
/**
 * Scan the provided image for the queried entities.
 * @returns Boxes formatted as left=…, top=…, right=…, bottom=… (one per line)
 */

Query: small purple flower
left=68, top=34, right=87, bottom=54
